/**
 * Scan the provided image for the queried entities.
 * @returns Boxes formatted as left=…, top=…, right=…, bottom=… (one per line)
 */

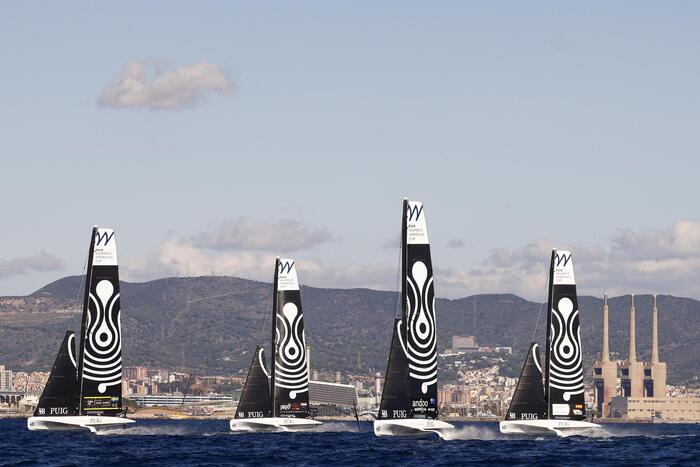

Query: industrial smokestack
left=628, top=294, right=637, bottom=362
left=602, top=293, right=610, bottom=362
left=652, top=295, right=659, bottom=363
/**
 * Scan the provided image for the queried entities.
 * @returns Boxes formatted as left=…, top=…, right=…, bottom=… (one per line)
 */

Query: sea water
left=1, top=419, right=698, bottom=465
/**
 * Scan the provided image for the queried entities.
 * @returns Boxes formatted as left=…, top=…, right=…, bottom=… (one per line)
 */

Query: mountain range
left=0, top=275, right=697, bottom=384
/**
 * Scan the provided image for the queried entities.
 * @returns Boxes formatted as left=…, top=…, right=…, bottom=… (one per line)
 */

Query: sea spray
left=310, top=421, right=365, bottom=433
left=96, top=423, right=210, bottom=436
left=442, top=424, right=501, bottom=441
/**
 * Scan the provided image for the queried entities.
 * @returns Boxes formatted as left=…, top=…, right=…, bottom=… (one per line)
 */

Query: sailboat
left=27, top=227, right=134, bottom=433
left=500, top=249, right=600, bottom=437
left=374, top=199, right=454, bottom=439
left=230, top=258, right=322, bottom=432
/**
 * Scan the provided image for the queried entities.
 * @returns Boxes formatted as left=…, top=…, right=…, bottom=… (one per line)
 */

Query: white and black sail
left=544, top=249, right=586, bottom=420
left=403, top=200, right=438, bottom=418
left=235, top=346, right=272, bottom=419
left=504, top=342, right=546, bottom=421
left=379, top=200, right=439, bottom=420
left=77, top=227, right=125, bottom=416
left=34, top=331, right=80, bottom=417
left=271, top=258, right=311, bottom=418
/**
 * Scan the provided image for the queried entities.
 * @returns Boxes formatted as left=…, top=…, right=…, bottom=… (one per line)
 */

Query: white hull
left=499, top=419, right=600, bottom=437
left=229, top=417, right=322, bottom=433
left=373, top=419, right=454, bottom=439
left=27, top=415, right=135, bottom=433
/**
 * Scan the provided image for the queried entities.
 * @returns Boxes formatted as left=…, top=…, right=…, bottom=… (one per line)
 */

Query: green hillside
left=0, top=275, right=696, bottom=384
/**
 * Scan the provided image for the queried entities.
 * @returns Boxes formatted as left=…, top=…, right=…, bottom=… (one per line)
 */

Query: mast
left=543, top=249, right=556, bottom=415
left=77, top=226, right=97, bottom=414
left=378, top=200, right=411, bottom=420
left=401, top=198, right=408, bottom=325
left=271, top=257, right=280, bottom=417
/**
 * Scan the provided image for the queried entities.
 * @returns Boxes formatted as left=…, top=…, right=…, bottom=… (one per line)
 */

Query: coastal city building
left=609, top=396, right=700, bottom=421
left=451, top=335, right=479, bottom=353
left=0, top=365, right=13, bottom=391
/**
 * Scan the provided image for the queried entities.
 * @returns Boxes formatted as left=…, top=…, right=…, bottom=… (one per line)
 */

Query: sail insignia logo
left=554, top=253, right=571, bottom=268
left=279, top=260, right=295, bottom=275
left=95, top=230, right=115, bottom=246
left=406, top=204, right=423, bottom=222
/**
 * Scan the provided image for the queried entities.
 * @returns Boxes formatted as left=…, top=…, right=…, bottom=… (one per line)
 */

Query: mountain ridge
left=0, top=275, right=697, bottom=384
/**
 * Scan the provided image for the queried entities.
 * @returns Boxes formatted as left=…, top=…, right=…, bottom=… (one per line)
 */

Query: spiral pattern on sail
left=403, top=260, right=437, bottom=394
left=548, top=297, right=584, bottom=400
left=274, top=302, right=308, bottom=399
left=82, top=279, right=122, bottom=393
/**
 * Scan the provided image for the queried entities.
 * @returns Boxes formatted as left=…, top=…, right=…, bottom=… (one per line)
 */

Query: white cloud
left=611, top=220, right=700, bottom=260
left=122, top=220, right=700, bottom=301
left=446, top=238, right=465, bottom=249
left=0, top=251, right=65, bottom=279
left=190, top=218, right=333, bottom=252
left=98, top=60, right=234, bottom=110
left=438, top=220, right=700, bottom=300
left=121, top=238, right=395, bottom=291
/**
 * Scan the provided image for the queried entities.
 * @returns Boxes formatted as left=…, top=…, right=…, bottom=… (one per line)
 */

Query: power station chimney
left=628, top=294, right=637, bottom=362
left=652, top=295, right=660, bottom=363
left=602, top=293, right=610, bottom=362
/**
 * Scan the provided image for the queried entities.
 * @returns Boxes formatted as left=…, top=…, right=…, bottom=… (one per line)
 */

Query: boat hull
left=499, top=419, right=600, bottom=437
left=373, top=419, right=454, bottom=439
left=229, top=417, right=322, bottom=433
left=27, top=415, right=135, bottom=433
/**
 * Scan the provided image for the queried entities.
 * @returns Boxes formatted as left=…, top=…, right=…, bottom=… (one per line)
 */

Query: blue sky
left=1, top=2, right=699, bottom=299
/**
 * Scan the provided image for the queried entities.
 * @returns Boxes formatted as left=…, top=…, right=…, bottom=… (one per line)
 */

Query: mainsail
left=378, top=319, right=410, bottom=419
left=34, top=331, right=80, bottom=417
left=379, top=200, right=439, bottom=420
left=544, top=250, right=585, bottom=421
left=504, top=342, right=546, bottom=421
left=77, top=227, right=124, bottom=416
left=235, top=346, right=272, bottom=419
left=272, top=258, right=311, bottom=418
left=403, top=200, right=438, bottom=419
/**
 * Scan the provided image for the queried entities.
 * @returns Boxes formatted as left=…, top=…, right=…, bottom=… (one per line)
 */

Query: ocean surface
left=1, top=419, right=698, bottom=466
